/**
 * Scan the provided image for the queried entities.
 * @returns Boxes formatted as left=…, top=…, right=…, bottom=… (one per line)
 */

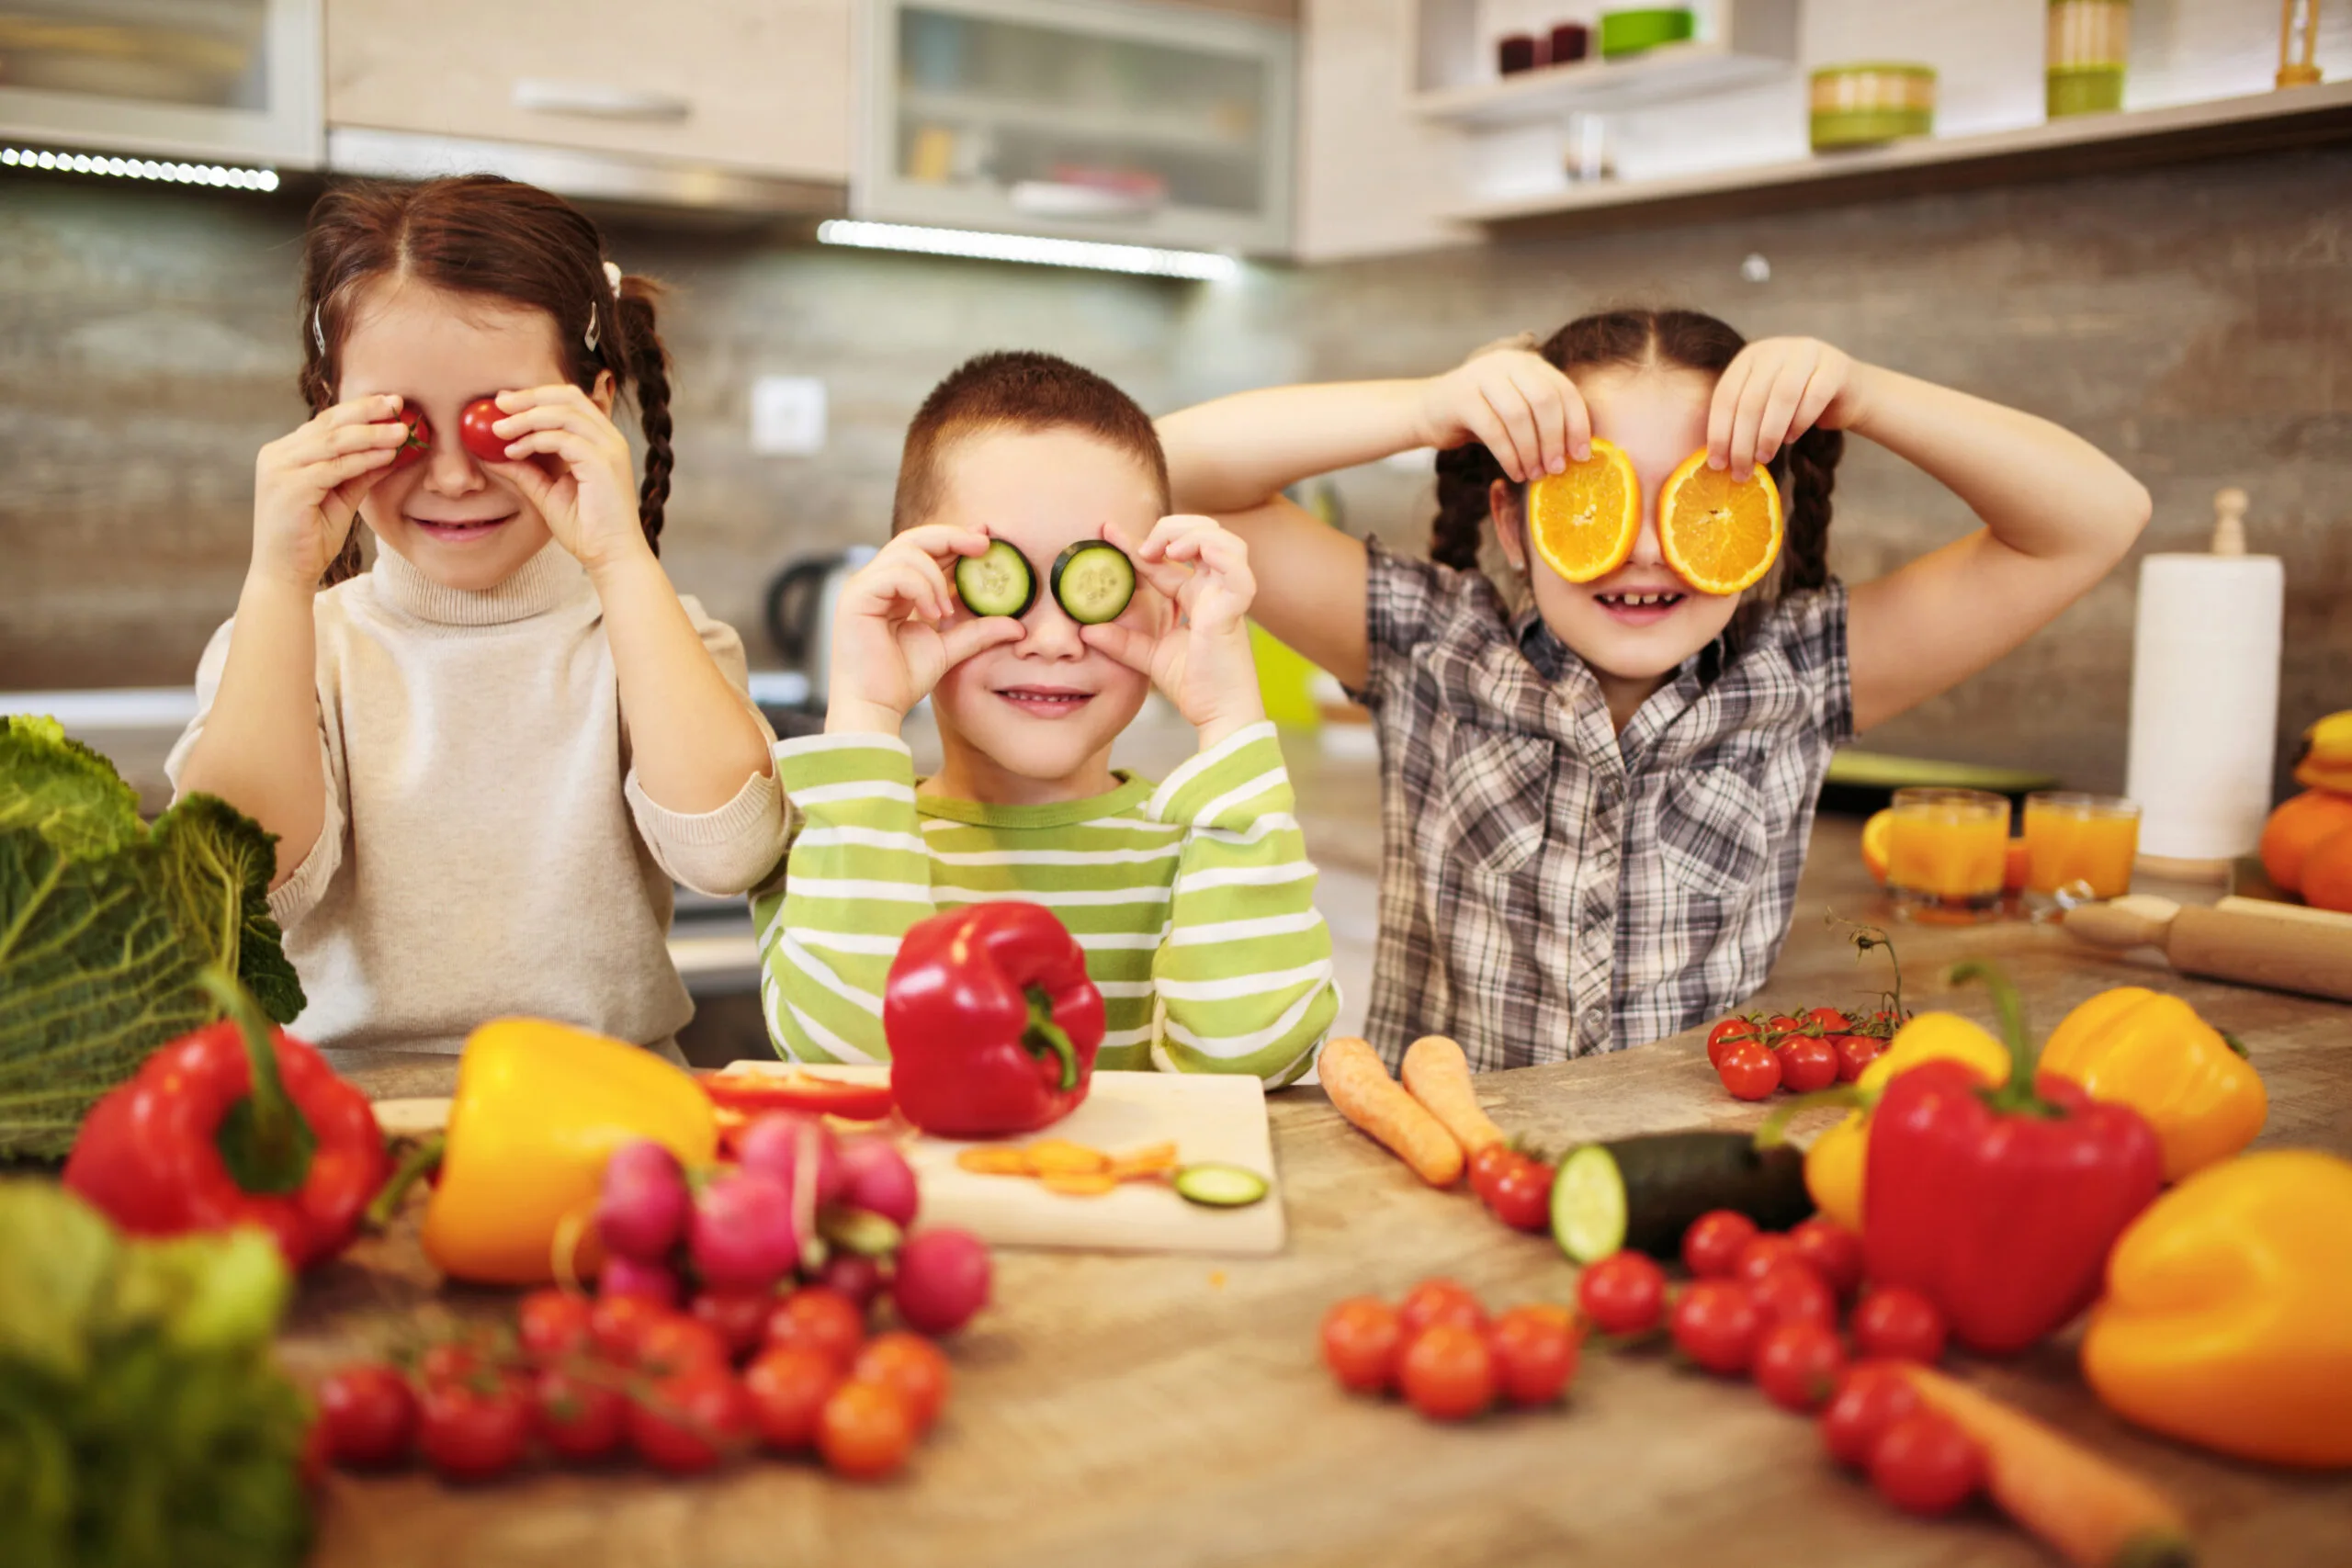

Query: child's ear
left=1488, top=478, right=1529, bottom=572
left=592, top=369, right=617, bottom=416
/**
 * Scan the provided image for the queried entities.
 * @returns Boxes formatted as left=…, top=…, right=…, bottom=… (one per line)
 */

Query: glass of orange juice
left=1886, top=787, right=2011, bottom=919
left=2023, top=792, right=2140, bottom=910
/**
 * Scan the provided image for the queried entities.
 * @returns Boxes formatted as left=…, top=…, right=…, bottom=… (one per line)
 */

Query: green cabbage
left=0, top=716, right=304, bottom=1157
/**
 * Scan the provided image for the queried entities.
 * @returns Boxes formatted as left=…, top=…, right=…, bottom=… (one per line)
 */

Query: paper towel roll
left=2125, top=553, right=2283, bottom=861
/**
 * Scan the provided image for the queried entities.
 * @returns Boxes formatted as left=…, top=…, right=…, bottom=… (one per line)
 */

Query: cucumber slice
left=1171, top=1163, right=1270, bottom=1208
left=1550, top=1132, right=1812, bottom=1264
left=1050, top=541, right=1136, bottom=625
left=956, top=540, right=1036, bottom=618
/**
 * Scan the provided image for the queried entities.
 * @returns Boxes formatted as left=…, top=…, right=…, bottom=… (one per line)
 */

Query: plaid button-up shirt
left=1351, top=542, right=1853, bottom=1070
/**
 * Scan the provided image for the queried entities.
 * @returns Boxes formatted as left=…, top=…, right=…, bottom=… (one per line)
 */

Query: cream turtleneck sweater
left=165, top=545, right=786, bottom=1055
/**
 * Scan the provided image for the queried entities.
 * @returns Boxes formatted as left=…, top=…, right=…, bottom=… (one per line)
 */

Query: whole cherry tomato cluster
left=1319, top=1279, right=1582, bottom=1421
left=1705, top=1007, right=1907, bottom=1101
left=1466, top=1143, right=1555, bottom=1234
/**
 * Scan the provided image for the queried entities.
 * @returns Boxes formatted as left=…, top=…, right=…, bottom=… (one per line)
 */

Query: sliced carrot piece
left=1026, top=1139, right=1112, bottom=1176
left=1107, top=1142, right=1180, bottom=1180
left=956, top=1147, right=1032, bottom=1177
left=1040, top=1171, right=1120, bottom=1197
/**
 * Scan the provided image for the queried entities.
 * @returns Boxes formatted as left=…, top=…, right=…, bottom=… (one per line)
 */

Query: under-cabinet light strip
left=1, top=146, right=280, bottom=192
left=816, top=218, right=1237, bottom=281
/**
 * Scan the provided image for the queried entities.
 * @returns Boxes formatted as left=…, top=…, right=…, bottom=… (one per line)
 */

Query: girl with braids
left=1158, top=311, right=2150, bottom=1067
left=169, top=175, right=784, bottom=1056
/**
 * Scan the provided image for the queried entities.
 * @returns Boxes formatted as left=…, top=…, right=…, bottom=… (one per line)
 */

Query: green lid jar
left=2048, top=0, right=2130, bottom=117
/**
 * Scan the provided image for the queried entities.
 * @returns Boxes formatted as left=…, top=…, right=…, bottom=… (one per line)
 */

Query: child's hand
left=825, top=526, right=1023, bottom=735
left=1081, top=515, right=1267, bottom=750
left=250, top=395, right=413, bottom=588
left=1417, top=348, right=1592, bottom=481
left=1707, top=337, right=1869, bottom=476
left=479, top=384, right=649, bottom=578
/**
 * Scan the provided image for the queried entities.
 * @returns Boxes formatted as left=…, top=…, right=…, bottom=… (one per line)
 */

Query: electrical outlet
left=751, top=375, right=827, bottom=457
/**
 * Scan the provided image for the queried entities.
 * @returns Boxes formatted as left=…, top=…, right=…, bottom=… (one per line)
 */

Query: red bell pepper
left=1862, top=963, right=2164, bottom=1355
left=699, top=1069, right=896, bottom=1122
left=63, top=968, right=388, bottom=1271
left=884, top=902, right=1104, bottom=1138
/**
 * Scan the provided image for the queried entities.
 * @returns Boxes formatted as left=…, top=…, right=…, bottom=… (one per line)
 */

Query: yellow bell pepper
left=2083, top=1149, right=2352, bottom=1469
left=1804, top=1011, right=2010, bottom=1232
left=418, top=1018, right=717, bottom=1285
left=2038, top=987, right=2266, bottom=1183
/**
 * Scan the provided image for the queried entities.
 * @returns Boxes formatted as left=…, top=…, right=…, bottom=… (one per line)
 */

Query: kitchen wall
left=5, top=137, right=2348, bottom=796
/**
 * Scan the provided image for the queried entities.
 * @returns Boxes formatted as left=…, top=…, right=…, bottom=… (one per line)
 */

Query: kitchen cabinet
left=322, top=0, right=851, bottom=185
left=856, top=0, right=1295, bottom=254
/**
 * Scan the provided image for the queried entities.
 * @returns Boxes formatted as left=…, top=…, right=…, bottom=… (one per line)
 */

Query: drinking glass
left=1886, top=787, right=2010, bottom=920
left=2023, top=792, right=2140, bottom=910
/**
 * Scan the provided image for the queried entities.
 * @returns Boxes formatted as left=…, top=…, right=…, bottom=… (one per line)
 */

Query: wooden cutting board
left=373, top=1066, right=1284, bottom=1258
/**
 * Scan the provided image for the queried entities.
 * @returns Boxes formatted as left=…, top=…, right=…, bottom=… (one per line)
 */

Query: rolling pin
left=2064, top=896, right=2352, bottom=1002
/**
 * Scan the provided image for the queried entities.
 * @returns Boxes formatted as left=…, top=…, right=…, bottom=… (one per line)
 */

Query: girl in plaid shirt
left=1159, top=310, right=2151, bottom=1068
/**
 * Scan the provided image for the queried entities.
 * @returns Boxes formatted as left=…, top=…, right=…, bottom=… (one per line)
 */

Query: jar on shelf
left=2047, top=0, right=2131, bottom=118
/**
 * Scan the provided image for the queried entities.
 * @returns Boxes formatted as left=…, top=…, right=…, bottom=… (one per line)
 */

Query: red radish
left=819, top=1251, right=889, bottom=1312
left=737, top=1112, right=848, bottom=1208
left=690, top=1170, right=802, bottom=1291
left=598, top=1254, right=680, bottom=1307
left=890, top=1228, right=989, bottom=1335
left=596, top=1140, right=690, bottom=1261
left=837, top=1135, right=921, bottom=1228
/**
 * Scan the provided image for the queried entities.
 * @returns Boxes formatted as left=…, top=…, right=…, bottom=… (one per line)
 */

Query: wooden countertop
left=291, top=818, right=2352, bottom=1568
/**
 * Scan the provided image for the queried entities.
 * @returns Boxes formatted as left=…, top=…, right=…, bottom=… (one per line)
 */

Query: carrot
left=1321, top=1036, right=1464, bottom=1187
left=1902, top=1366, right=2195, bottom=1568
left=1400, top=1035, right=1508, bottom=1155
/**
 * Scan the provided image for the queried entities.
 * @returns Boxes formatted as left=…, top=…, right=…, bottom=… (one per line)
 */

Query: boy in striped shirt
left=752, top=352, right=1337, bottom=1085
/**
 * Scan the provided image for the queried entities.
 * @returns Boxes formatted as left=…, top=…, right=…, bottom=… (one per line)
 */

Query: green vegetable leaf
left=0, top=716, right=144, bottom=862
left=0, top=1183, right=119, bottom=1382
left=153, top=796, right=305, bottom=1026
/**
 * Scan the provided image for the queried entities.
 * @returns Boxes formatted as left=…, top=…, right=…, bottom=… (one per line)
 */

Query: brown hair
left=298, top=175, right=674, bottom=584
left=892, top=350, right=1170, bottom=533
left=1430, top=308, right=1841, bottom=601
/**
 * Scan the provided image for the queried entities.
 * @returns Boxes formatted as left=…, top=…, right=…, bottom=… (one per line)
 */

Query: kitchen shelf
left=1456, top=79, right=2352, bottom=230
left=1414, top=39, right=1790, bottom=128
left=899, top=87, right=1255, bottom=155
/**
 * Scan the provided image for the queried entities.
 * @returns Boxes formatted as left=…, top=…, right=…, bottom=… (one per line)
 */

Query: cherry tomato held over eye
left=1397, top=1279, right=1487, bottom=1340
left=1820, top=1359, right=1925, bottom=1469
left=1487, top=1304, right=1581, bottom=1407
left=517, top=1290, right=595, bottom=1364
left=744, top=1344, right=844, bottom=1452
left=853, top=1332, right=952, bottom=1434
left=1706, top=1017, right=1763, bottom=1069
left=1735, top=1233, right=1807, bottom=1284
left=1869, top=1409, right=1986, bottom=1517
left=1576, top=1251, right=1668, bottom=1337
left=1320, top=1297, right=1408, bottom=1395
left=418, top=1379, right=532, bottom=1483
left=1468, top=1143, right=1519, bottom=1207
left=1780, top=1033, right=1839, bottom=1094
left=1753, top=1321, right=1848, bottom=1414
left=1832, top=1033, right=1886, bottom=1084
left=1682, top=1210, right=1760, bottom=1280
left=1851, top=1287, right=1949, bottom=1366
left=458, top=396, right=510, bottom=464
left=390, top=405, right=431, bottom=469
left=1670, top=1280, right=1762, bottom=1377
left=631, top=1366, right=756, bottom=1474
left=1747, top=1262, right=1837, bottom=1332
left=1716, top=1040, right=1781, bottom=1101
left=314, top=1363, right=418, bottom=1469
left=1488, top=1155, right=1555, bottom=1234
left=817, top=1379, right=916, bottom=1481
left=1398, top=1323, right=1496, bottom=1422
left=1789, top=1218, right=1866, bottom=1300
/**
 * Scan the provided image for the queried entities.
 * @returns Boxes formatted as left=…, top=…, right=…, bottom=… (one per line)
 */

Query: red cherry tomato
left=1467, top=1143, right=1519, bottom=1208
left=1833, top=1034, right=1886, bottom=1084
left=817, top=1379, right=916, bottom=1480
left=588, top=1294, right=668, bottom=1360
left=532, top=1366, right=629, bottom=1461
left=1319, top=1296, right=1407, bottom=1394
left=1576, top=1251, right=1668, bottom=1337
left=635, top=1314, right=730, bottom=1378
left=852, top=1332, right=951, bottom=1434
left=1734, top=1233, right=1807, bottom=1284
left=1681, top=1210, right=1760, bottom=1280
left=1487, top=1304, right=1580, bottom=1407
left=1397, top=1323, right=1495, bottom=1421
left=631, top=1366, right=755, bottom=1473
left=1869, top=1409, right=1986, bottom=1517
left=1753, top=1321, right=1848, bottom=1413
left=1705, top=1017, right=1762, bottom=1068
left=1488, top=1156, right=1555, bottom=1234
left=690, top=1287, right=775, bottom=1361
left=1851, top=1286, right=1949, bottom=1365
left=417, top=1379, right=531, bottom=1483
left=1789, top=1218, right=1866, bottom=1300
left=1804, top=1007, right=1850, bottom=1034
left=1397, top=1279, right=1487, bottom=1340
left=743, top=1344, right=844, bottom=1452
left=1670, top=1280, right=1762, bottom=1376
left=1765, top=1014, right=1805, bottom=1042
left=1780, top=1033, right=1839, bottom=1093
left=314, top=1363, right=418, bottom=1469
left=458, top=396, right=510, bottom=464
left=415, top=1340, right=486, bottom=1390
left=763, top=1286, right=866, bottom=1368
left=1820, top=1359, right=1926, bottom=1469
left=300, top=1411, right=333, bottom=1490
left=390, top=405, right=431, bottom=469
left=1716, top=1039, right=1781, bottom=1100
left=1747, top=1261, right=1837, bottom=1331
left=517, top=1290, right=595, bottom=1364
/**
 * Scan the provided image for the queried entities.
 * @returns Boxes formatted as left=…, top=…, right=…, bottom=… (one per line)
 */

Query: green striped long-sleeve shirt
left=751, top=721, right=1336, bottom=1085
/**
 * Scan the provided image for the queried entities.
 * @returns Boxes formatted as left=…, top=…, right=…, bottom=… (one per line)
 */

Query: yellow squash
left=420, top=1018, right=717, bottom=1285
left=2038, top=987, right=2266, bottom=1182
left=2083, top=1149, right=2352, bottom=1469
left=1804, top=1011, right=2010, bottom=1232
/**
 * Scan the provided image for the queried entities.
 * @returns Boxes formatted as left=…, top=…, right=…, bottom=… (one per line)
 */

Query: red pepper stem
left=1024, top=987, right=1079, bottom=1092
left=1947, top=961, right=2044, bottom=1111
left=197, top=965, right=315, bottom=1194
left=365, top=1134, right=445, bottom=1229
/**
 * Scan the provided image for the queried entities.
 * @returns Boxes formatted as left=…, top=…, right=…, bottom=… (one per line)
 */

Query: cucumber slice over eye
left=956, top=540, right=1036, bottom=618
left=1050, top=541, right=1136, bottom=626
left=1171, top=1163, right=1270, bottom=1208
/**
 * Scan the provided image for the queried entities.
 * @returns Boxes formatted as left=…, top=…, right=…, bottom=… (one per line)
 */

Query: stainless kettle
left=763, top=547, right=874, bottom=710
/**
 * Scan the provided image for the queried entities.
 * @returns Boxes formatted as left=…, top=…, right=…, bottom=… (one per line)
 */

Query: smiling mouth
left=409, top=513, right=516, bottom=541
left=1595, top=590, right=1687, bottom=610
left=995, top=687, right=1094, bottom=716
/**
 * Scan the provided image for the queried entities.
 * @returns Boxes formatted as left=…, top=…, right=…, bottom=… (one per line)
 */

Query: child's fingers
left=307, top=446, right=401, bottom=490
left=1751, top=344, right=1822, bottom=466
left=892, top=523, right=996, bottom=567
left=1791, top=363, right=1843, bottom=443
left=1705, top=355, right=1757, bottom=468
left=938, top=616, right=1024, bottom=667
left=313, top=393, right=404, bottom=433
left=1502, top=360, right=1577, bottom=475
left=1478, top=384, right=1541, bottom=484
left=1450, top=394, right=1525, bottom=484
left=1724, top=353, right=1783, bottom=477
left=492, top=398, right=628, bottom=455
left=1077, top=621, right=1155, bottom=675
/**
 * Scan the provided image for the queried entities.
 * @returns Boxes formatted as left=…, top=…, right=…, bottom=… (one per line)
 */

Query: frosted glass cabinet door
left=858, top=0, right=1295, bottom=254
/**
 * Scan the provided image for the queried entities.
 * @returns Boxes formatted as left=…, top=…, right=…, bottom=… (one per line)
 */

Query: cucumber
left=1171, top=1163, right=1270, bottom=1208
left=1050, top=541, right=1136, bottom=625
left=1551, top=1132, right=1812, bottom=1264
left=956, top=540, right=1036, bottom=618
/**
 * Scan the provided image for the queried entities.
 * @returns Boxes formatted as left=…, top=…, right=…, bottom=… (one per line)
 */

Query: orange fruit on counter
left=2258, top=790, right=2352, bottom=895
left=1860, top=810, right=1893, bottom=884
left=1527, top=439, right=1641, bottom=583
left=1657, top=451, right=1783, bottom=595
left=2301, top=829, right=2352, bottom=914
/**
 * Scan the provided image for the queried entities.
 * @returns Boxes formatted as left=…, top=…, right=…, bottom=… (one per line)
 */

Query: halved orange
left=1658, top=450, right=1783, bottom=595
left=1860, top=809, right=1893, bottom=884
left=1527, top=438, right=1641, bottom=583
